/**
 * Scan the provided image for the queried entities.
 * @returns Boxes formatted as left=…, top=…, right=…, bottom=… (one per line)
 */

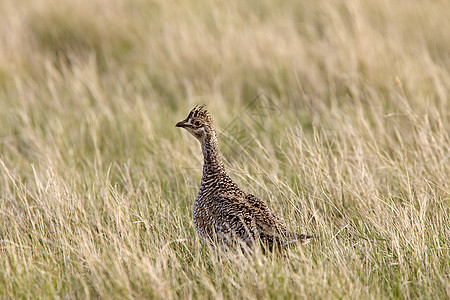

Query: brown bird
left=176, top=105, right=314, bottom=251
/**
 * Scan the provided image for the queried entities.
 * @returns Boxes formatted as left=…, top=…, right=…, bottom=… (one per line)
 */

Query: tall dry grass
left=0, top=0, right=449, bottom=298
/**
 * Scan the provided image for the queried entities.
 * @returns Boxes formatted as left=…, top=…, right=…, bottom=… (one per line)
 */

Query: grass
left=0, top=0, right=449, bottom=298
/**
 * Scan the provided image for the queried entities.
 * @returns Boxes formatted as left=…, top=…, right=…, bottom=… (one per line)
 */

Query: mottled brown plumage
left=176, top=105, right=314, bottom=250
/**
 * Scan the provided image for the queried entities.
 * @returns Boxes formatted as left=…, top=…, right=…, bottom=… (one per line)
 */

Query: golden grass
left=0, top=0, right=449, bottom=298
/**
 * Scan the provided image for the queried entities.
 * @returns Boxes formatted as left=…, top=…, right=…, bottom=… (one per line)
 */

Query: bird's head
left=176, top=105, right=215, bottom=142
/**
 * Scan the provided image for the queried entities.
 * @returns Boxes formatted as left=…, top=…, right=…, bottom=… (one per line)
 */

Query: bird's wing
left=206, top=194, right=289, bottom=247
left=244, top=193, right=316, bottom=245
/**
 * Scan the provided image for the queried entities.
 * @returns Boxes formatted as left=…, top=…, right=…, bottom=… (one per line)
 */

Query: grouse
left=176, top=105, right=314, bottom=250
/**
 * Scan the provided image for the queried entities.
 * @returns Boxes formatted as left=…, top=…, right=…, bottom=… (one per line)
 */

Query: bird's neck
left=201, top=131, right=225, bottom=175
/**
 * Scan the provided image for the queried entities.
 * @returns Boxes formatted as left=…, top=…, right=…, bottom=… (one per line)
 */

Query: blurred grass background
left=0, top=0, right=449, bottom=298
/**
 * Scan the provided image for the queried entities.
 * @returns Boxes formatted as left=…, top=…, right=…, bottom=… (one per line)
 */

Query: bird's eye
left=194, top=120, right=202, bottom=126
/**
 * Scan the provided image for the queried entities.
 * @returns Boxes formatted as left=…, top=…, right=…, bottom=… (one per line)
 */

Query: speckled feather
left=176, top=105, right=313, bottom=250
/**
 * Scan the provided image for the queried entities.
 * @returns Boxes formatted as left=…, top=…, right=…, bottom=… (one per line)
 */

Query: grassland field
left=0, top=0, right=449, bottom=299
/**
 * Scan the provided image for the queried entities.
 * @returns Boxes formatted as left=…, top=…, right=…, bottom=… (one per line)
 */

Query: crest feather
left=189, top=104, right=210, bottom=120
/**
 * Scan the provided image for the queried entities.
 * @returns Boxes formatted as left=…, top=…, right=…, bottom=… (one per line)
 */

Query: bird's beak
left=175, top=120, right=188, bottom=128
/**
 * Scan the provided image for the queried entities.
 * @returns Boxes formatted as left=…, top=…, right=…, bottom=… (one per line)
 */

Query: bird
left=176, top=105, right=314, bottom=251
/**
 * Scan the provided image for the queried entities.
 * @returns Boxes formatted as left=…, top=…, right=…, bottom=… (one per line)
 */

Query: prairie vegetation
left=0, top=0, right=449, bottom=298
